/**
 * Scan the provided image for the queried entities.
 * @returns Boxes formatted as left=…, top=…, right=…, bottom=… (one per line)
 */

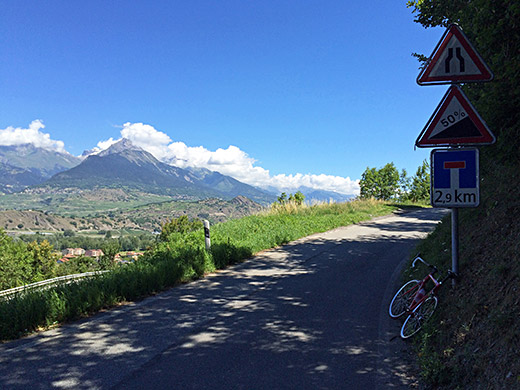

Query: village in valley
left=58, top=247, right=144, bottom=265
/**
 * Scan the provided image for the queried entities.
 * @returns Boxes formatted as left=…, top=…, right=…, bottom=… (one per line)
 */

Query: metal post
left=203, top=220, right=211, bottom=251
left=451, top=208, right=459, bottom=286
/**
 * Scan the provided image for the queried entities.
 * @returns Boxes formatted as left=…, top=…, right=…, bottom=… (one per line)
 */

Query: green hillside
left=404, top=1, right=520, bottom=388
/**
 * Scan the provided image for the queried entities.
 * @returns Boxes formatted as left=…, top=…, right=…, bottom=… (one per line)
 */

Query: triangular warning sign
left=416, top=85, right=495, bottom=147
left=417, top=24, right=493, bottom=85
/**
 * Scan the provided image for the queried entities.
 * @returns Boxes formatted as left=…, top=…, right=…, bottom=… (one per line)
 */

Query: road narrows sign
left=417, top=24, right=494, bottom=85
left=415, top=85, right=495, bottom=147
left=431, top=148, right=479, bottom=208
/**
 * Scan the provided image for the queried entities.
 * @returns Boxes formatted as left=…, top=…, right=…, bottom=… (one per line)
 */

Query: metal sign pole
left=451, top=208, right=459, bottom=286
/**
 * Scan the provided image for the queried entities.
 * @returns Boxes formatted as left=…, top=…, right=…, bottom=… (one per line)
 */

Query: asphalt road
left=0, top=208, right=446, bottom=389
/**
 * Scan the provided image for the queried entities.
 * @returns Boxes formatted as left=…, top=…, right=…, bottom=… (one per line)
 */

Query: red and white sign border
left=416, top=85, right=496, bottom=147
left=417, top=24, right=494, bottom=85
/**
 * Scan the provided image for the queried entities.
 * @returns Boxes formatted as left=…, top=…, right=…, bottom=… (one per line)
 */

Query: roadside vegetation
left=359, top=160, right=430, bottom=203
left=0, top=198, right=397, bottom=341
left=400, top=1, right=520, bottom=388
left=17, top=231, right=155, bottom=253
left=0, top=230, right=155, bottom=291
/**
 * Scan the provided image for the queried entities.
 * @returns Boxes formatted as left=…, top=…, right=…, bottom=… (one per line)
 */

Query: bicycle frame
left=405, top=254, right=456, bottom=314
left=407, top=272, right=441, bottom=313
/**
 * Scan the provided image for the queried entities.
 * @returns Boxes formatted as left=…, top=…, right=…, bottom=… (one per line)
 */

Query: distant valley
left=0, top=196, right=263, bottom=234
left=0, top=139, right=353, bottom=233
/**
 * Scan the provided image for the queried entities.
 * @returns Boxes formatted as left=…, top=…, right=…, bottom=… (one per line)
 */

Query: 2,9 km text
left=433, top=189, right=478, bottom=207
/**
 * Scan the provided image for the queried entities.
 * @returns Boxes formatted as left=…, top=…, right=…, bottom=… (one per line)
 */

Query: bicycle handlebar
left=412, top=254, right=431, bottom=268
left=412, top=254, right=438, bottom=273
left=412, top=254, right=459, bottom=283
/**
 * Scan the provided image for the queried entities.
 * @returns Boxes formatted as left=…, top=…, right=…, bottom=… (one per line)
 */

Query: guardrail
left=0, top=271, right=109, bottom=299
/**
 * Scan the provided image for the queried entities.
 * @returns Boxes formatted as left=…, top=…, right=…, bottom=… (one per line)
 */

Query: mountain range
left=0, top=140, right=353, bottom=206
left=0, top=144, right=81, bottom=193
left=30, top=139, right=275, bottom=204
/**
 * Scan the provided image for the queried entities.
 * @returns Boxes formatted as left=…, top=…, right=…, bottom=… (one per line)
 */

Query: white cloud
left=89, top=123, right=172, bottom=157
left=270, top=173, right=360, bottom=195
left=86, top=137, right=119, bottom=155
left=120, top=122, right=172, bottom=160
left=93, top=122, right=360, bottom=196
left=96, top=137, right=119, bottom=151
left=0, top=120, right=66, bottom=153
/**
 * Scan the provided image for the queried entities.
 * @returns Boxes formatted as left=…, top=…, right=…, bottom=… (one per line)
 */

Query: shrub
left=159, top=215, right=203, bottom=242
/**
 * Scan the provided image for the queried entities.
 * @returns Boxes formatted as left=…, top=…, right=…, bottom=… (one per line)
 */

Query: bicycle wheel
left=400, top=296, right=438, bottom=339
left=389, top=279, right=419, bottom=318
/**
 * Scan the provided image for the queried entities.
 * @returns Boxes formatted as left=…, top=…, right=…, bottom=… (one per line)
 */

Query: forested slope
left=405, top=1, right=520, bottom=388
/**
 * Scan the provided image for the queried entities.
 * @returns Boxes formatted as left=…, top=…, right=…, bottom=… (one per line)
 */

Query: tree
left=398, top=169, right=412, bottom=199
left=99, top=240, right=121, bottom=270
left=275, top=191, right=305, bottom=206
left=26, top=240, right=58, bottom=282
left=159, top=216, right=203, bottom=242
left=277, top=192, right=288, bottom=204
left=65, top=256, right=99, bottom=274
left=408, top=160, right=430, bottom=202
left=378, top=163, right=400, bottom=200
left=0, top=230, right=32, bottom=289
left=63, top=229, right=75, bottom=237
left=119, top=236, right=133, bottom=251
left=359, top=167, right=380, bottom=199
left=288, top=191, right=305, bottom=205
left=359, top=163, right=400, bottom=200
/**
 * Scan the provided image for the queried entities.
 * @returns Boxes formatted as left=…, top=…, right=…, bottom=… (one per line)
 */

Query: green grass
left=0, top=199, right=397, bottom=341
left=213, top=199, right=395, bottom=253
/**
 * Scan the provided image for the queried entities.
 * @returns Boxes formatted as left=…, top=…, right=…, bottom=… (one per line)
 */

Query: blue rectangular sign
left=431, top=148, right=479, bottom=207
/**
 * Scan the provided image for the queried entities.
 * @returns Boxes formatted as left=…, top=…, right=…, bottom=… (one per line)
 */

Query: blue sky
left=0, top=1, right=446, bottom=195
